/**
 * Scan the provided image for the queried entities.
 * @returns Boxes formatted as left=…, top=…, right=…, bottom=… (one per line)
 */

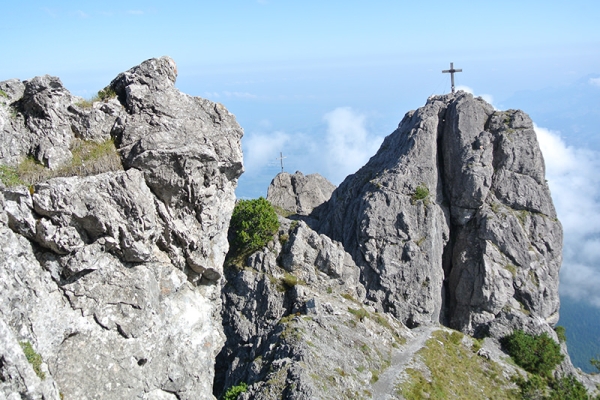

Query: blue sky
left=2, top=2, right=600, bottom=320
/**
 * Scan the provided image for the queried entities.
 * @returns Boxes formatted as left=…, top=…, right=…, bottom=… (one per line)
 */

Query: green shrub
left=512, top=373, right=548, bottom=399
left=549, top=375, right=588, bottom=399
left=0, top=89, right=8, bottom=98
left=590, top=356, right=600, bottom=373
left=502, top=330, right=564, bottom=377
left=555, top=326, right=567, bottom=343
left=19, top=341, right=45, bottom=379
left=229, top=197, right=280, bottom=253
left=96, top=86, right=117, bottom=102
left=222, top=382, right=248, bottom=400
left=411, top=184, right=429, bottom=202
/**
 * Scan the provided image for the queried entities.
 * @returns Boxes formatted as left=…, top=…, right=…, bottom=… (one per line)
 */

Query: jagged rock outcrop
left=0, top=57, right=243, bottom=399
left=266, top=171, right=336, bottom=216
left=216, top=218, right=410, bottom=399
left=312, top=92, right=562, bottom=338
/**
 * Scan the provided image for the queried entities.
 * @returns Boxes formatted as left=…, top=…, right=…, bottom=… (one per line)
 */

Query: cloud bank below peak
left=535, top=125, right=600, bottom=308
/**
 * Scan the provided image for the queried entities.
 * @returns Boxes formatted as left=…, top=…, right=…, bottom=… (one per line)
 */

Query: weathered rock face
left=0, top=76, right=122, bottom=170
left=266, top=171, right=336, bottom=216
left=215, top=218, right=409, bottom=399
left=312, top=92, right=562, bottom=337
left=0, top=57, right=243, bottom=399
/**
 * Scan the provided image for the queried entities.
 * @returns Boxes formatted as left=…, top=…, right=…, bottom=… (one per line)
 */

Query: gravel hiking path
left=371, top=325, right=437, bottom=399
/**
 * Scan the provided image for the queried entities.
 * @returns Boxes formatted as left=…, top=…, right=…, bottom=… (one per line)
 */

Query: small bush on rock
left=229, top=197, right=280, bottom=254
left=555, top=326, right=567, bottom=343
left=222, top=382, right=247, bottom=400
left=411, top=184, right=429, bottom=203
left=502, top=330, right=563, bottom=377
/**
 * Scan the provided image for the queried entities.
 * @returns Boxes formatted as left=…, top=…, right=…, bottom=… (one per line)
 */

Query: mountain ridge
left=1, top=57, right=598, bottom=399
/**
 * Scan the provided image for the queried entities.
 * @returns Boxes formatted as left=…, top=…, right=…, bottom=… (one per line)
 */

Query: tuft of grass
left=348, top=307, right=368, bottom=322
left=340, top=293, right=360, bottom=304
left=505, top=264, right=517, bottom=277
left=279, top=233, right=289, bottom=245
left=75, top=86, right=117, bottom=108
left=96, top=86, right=117, bottom=102
left=19, top=341, right=45, bottom=380
left=491, top=202, right=501, bottom=213
left=0, top=165, right=23, bottom=187
left=272, top=204, right=295, bottom=218
left=280, top=272, right=305, bottom=289
left=0, top=89, right=8, bottom=98
left=1, top=138, right=123, bottom=188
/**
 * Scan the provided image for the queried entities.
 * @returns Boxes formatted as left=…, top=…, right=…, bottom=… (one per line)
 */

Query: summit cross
left=442, top=62, right=462, bottom=94
left=276, top=152, right=287, bottom=173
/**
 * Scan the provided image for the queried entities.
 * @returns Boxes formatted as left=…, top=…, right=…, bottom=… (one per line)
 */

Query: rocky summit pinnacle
left=312, top=91, right=561, bottom=337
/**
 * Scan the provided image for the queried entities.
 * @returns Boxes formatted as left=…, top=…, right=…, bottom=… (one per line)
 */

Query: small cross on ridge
left=276, top=152, right=287, bottom=173
left=442, top=62, right=463, bottom=94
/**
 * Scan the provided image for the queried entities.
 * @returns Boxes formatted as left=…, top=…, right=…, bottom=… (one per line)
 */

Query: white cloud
left=243, top=131, right=291, bottom=176
left=322, top=107, right=384, bottom=184
left=127, top=10, right=145, bottom=15
left=589, top=77, right=600, bottom=87
left=456, top=85, right=495, bottom=107
left=535, top=125, right=600, bottom=307
left=238, top=107, right=384, bottom=196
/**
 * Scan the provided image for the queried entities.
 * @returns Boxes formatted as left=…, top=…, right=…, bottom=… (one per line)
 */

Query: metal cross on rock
left=442, top=62, right=462, bottom=94
left=276, top=152, right=287, bottom=173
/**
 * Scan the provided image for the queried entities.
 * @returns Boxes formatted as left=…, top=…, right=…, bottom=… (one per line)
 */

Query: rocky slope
left=0, top=57, right=243, bottom=399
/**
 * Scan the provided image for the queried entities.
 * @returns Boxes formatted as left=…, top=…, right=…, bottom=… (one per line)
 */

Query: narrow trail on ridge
left=370, top=324, right=437, bottom=399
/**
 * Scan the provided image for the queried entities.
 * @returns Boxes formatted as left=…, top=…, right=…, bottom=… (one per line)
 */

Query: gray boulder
left=312, top=92, right=562, bottom=337
left=0, top=57, right=243, bottom=399
left=267, top=171, right=336, bottom=215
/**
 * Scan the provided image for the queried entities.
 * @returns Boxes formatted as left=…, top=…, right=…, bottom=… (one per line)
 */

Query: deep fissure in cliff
left=436, top=105, right=455, bottom=327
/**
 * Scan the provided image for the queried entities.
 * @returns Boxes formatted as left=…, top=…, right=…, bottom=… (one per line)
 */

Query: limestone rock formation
left=0, top=57, right=243, bottom=399
left=215, top=218, right=408, bottom=399
left=312, top=92, right=562, bottom=338
left=266, top=171, right=336, bottom=216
